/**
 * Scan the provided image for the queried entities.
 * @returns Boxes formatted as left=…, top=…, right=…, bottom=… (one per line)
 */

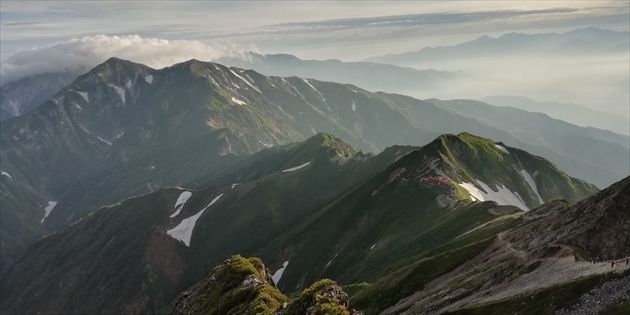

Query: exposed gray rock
left=555, top=274, right=630, bottom=315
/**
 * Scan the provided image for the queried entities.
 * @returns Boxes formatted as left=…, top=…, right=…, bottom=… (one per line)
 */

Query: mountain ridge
left=379, top=175, right=629, bottom=314
left=0, top=56, right=621, bottom=273
left=0, top=132, right=597, bottom=315
left=366, top=27, right=630, bottom=65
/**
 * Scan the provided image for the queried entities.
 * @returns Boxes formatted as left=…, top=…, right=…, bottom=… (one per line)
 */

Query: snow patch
left=144, top=75, right=153, bottom=84
left=231, top=183, right=239, bottom=189
left=277, top=105, right=294, bottom=120
left=272, top=261, right=289, bottom=284
left=229, top=69, right=261, bottom=93
left=370, top=243, right=376, bottom=250
left=258, top=140, right=273, bottom=147
left=325, top=253, right=338, bottom=268
left=170, top=191, right=193, bottom=218
left=108, top=84, right=126, bottom=103
left=41, top=201, right=58, bottom=223
left=126, top=80, right=133, bottom=89
left=77, top=91, right=89, bottom=103
left=282, top=162, right=311, bottom=173
left=1, top=171, right=13, bottom=179
left=78, top=125, right=91, bottom=134
left=167, top=193, right=223, bottom=246
left=231, top=96, right=247, bottom=106
left=302, top=79, right=326, bottom=102
left=519, top=170, right=543, bottom=205
left=458, top=180, right=528, bottom=210
left=351, top=100, right=357, bottom=112
left=97, top=136, right=112, bottom=145
left=495, top=144, right=509, bottom=154
left=281, top=77, right=305, bottom=99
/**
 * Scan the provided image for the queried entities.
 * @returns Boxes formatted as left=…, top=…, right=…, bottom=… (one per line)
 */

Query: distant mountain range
left=0, top=132, right=598, bottom=314
left=0, top=53, right=459, bottom=122
left=0, top=72, right=78, bottom=121
left=216, top=52, right=460, bottom=94
left=367, top=27, right=630, bottom=66
left=1, top=57, right=627, bottom=273
left=3, top=27, right=627, bottom=131
left=483, top=95, right=630, bottom=136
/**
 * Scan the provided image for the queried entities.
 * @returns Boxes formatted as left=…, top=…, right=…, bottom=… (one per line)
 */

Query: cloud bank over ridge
left=1, top=34, right=249, bottom=83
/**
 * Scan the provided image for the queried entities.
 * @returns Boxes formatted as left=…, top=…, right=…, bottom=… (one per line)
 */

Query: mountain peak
left=99, top=57, right=150, bottom=70
left=390, top=133, right=513, bottom=185
left=567, top=26, right=623, bottom=35
left=303, top=133, right=361, bottom=158
left=423, top=132, right=507, bottom=161
left=103, top=56, right=130, bottom=65
left=168, top=58, right=213, bottom=74
left=387, top=133, right=596, bottom=210
left=176, top=58, right=211, bottom=67
left=84, top=57, right=153, bottom=83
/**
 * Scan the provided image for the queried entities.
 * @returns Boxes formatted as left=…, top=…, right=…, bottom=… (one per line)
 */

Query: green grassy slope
left=255, top=133, right=595, bottom=295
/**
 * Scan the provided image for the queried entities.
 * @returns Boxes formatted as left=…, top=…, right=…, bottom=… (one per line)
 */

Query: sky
left=1, top=1, right=629, bottom=61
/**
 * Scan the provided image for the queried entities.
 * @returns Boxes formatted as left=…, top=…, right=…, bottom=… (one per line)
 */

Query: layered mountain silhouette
left=0, top=131, right=598, bottom=314
left=1, top=57, right=626, bottom=272
left=1, top=57, right=627, bottom=314
left=483, top=95, right=630, bottom=136
left=367, top=27, right=630, bottom=66
left=215, top=52, right=460, bottom=96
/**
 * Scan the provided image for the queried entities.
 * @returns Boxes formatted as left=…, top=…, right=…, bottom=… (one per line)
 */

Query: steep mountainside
left=255, top=133, right=596, bottom=292
left=0, top=57, right=518, bottom=270
left=0, top=134, right=403, bottom=314
left=0, top=133, right=596, bottom=315
left=380, top=176, right=629, bottom=315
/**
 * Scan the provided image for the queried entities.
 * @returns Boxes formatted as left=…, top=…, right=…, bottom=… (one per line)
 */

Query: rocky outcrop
left=506, top=176, right=630, bottom=260
left=556, top=273, right=630, bottom=315
left=281, top=279, right=362, bottom=315
left=171, top=257, right=361, bottom=315
left=171, top=255, right=288, bottom=315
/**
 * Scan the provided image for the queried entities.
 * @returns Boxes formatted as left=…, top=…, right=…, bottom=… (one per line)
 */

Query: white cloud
left=0, top=34, right=249, bottom=83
